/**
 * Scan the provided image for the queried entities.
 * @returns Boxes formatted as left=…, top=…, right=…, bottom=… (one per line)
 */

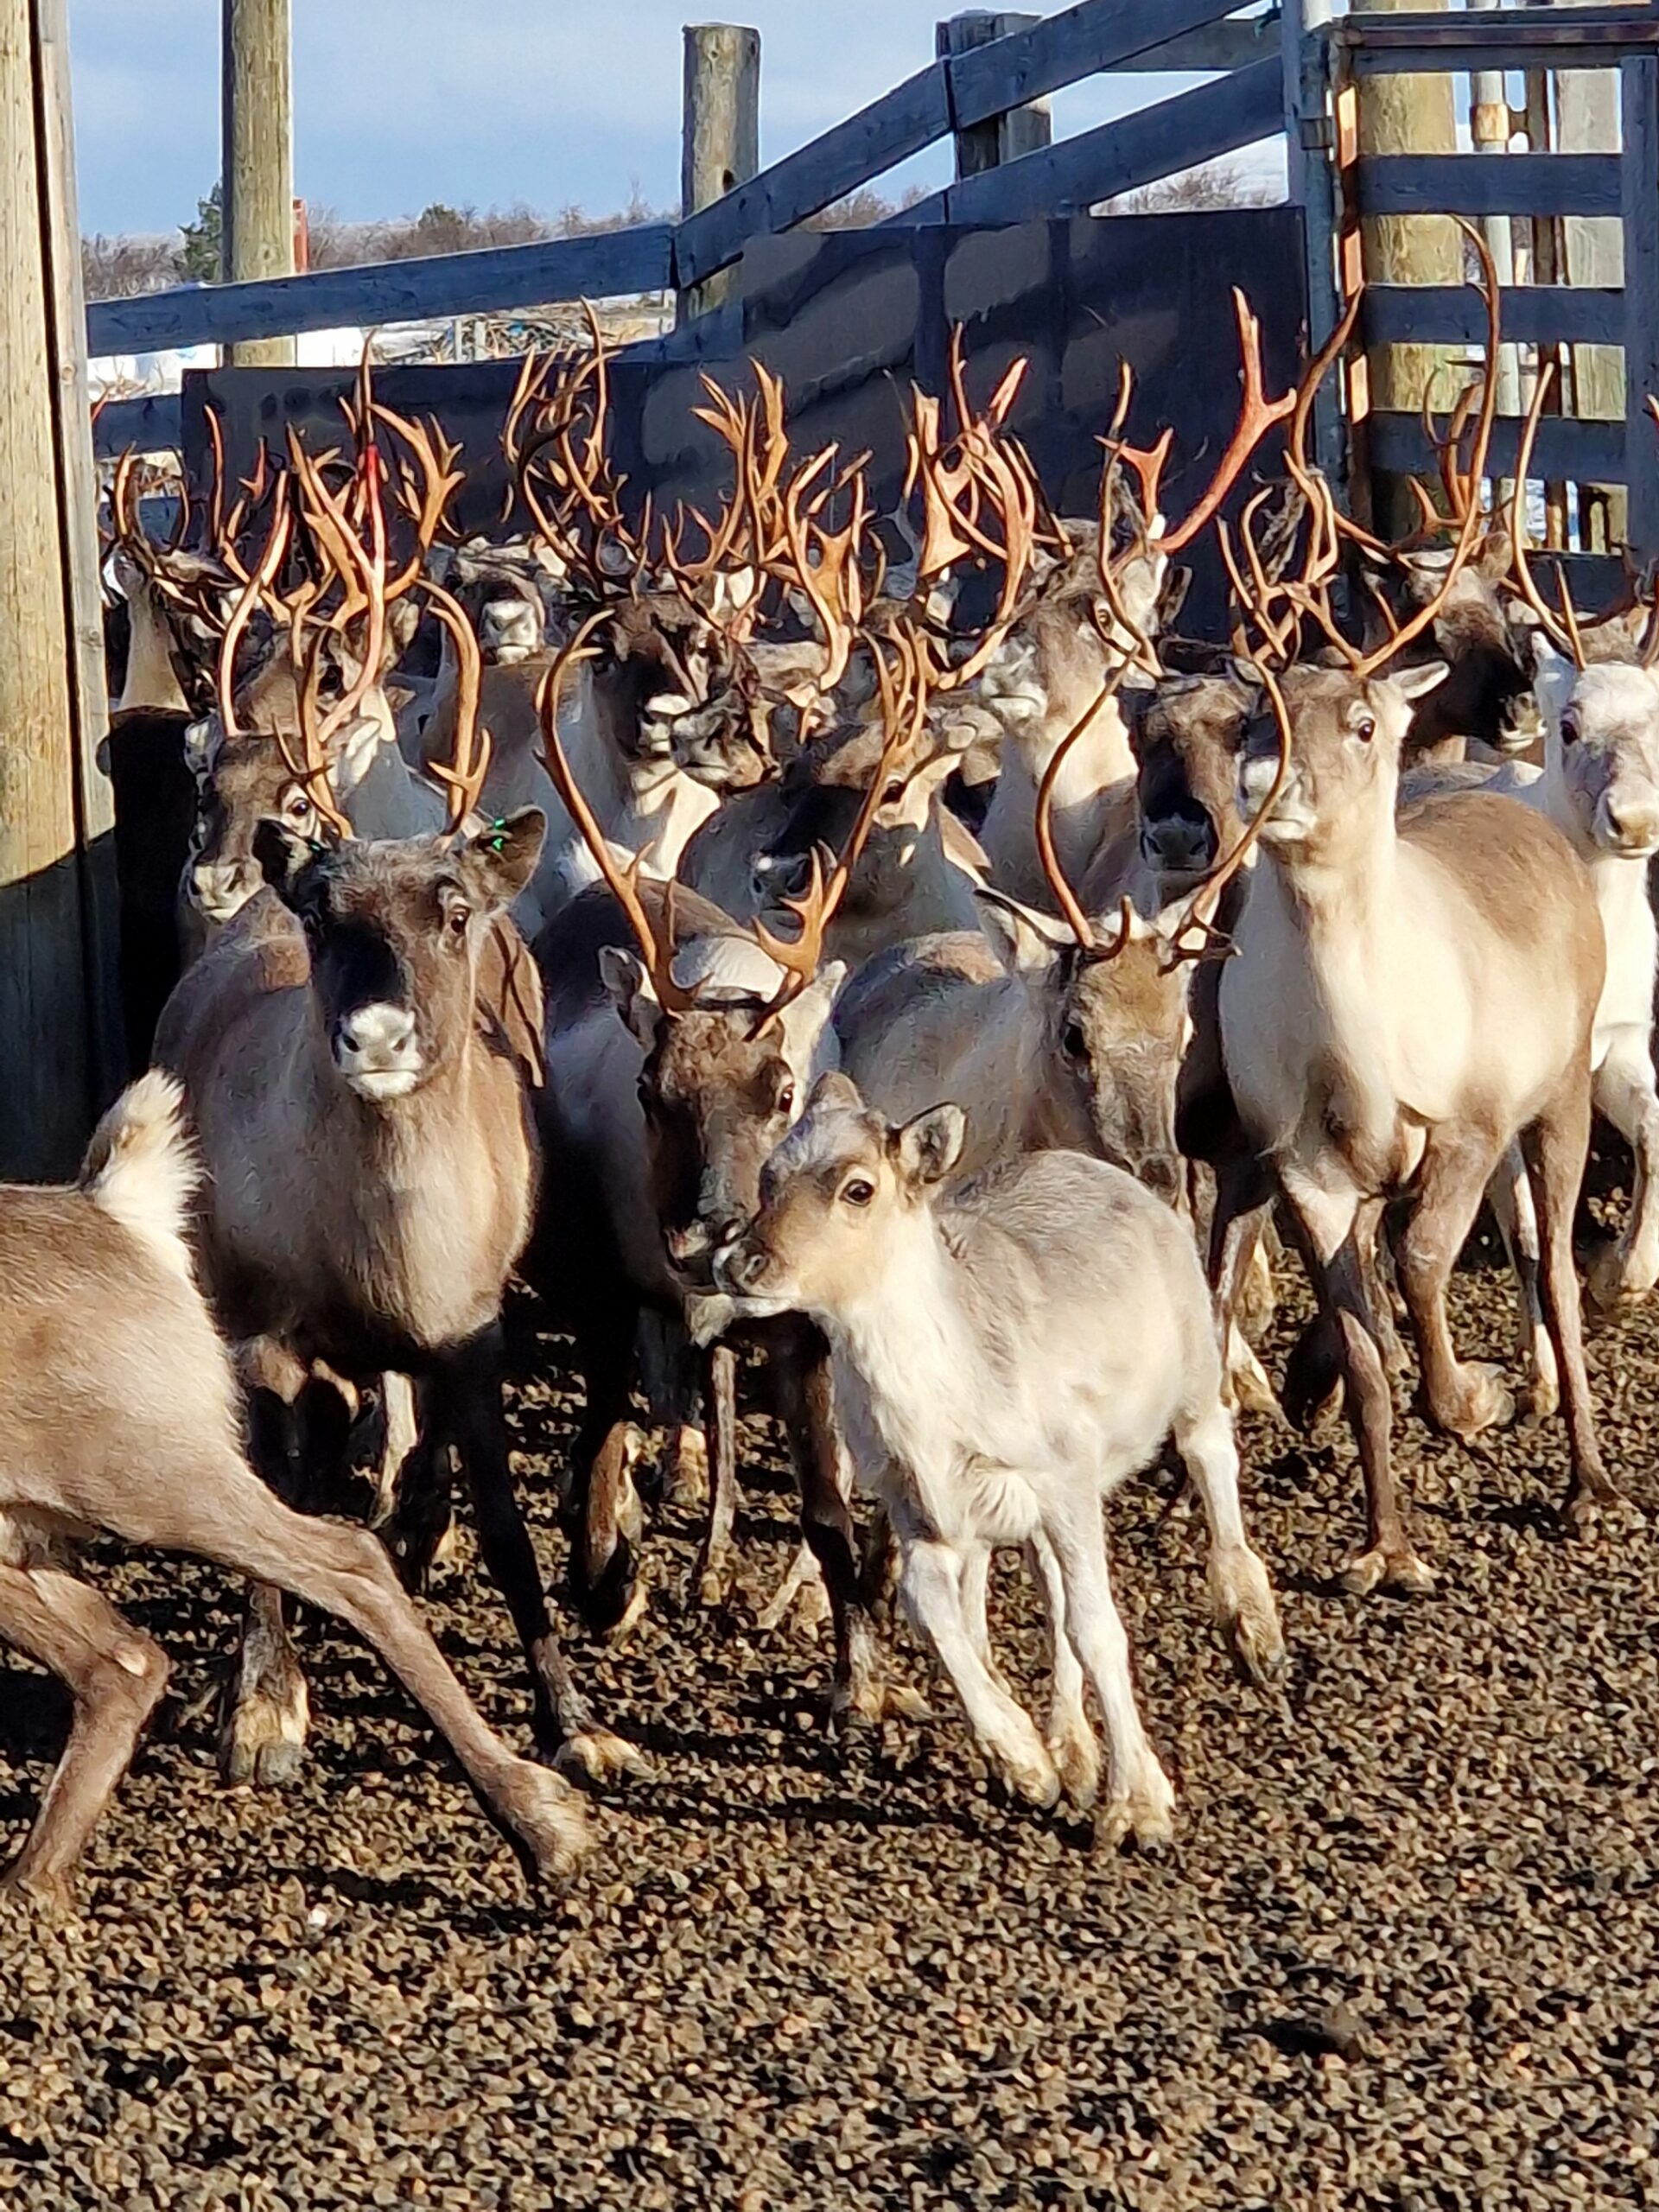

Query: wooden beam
left=87, top=225, right=676, bottom=356
left=1621, top=54, right=1659, bottom=552
left=1369, top=407, right=1629, bottom=480
left=678, top=22, right=760, bottom=324
left=1356, top=153, right=1623, bottom=219
left=938, top=13, right=1051, bottom=180
left=945, top=0, right=1243, bottom=130
left=91, top=392, right=183, bottom=457
left=894, top=57, right=1284, bottom=228
left=675, top=67, right=951, bottom=287
left=1365, top=282, right=1626, bottom=346
left=1344, top=5, right=1659, bottom=71
left=0, top=0, right=99, bottom=1172
left=222, top=0, right=296, bottom=368
left=1107, top=18, right=1276, bottom=71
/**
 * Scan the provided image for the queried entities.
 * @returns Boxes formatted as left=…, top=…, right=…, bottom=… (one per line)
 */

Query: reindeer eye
left=880, top=779, right=906, bottom=805
left=1560, top=712, right=1580, bottom=747
left=1354, top=715, right=1376, bottom=744
left=446, top=900, right=471, bottom=939
left=284, top=789, right=313, bottom=821
left=840, top=1177, right=875, bottom=1208
left=776, top=1080, right=796, bottom=1117
left=1062, top=1020, right=1088, bottom=1063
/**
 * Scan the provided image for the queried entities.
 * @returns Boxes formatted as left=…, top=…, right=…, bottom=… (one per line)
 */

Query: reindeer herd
left=4, top=236, right=1657, bottom=1910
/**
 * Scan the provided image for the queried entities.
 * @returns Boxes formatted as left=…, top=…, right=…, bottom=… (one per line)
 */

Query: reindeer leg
left=94, top=1449, right=592, bottom=1884
left=900, top=1540, right=1058, bottom=1808
left=1588, top=1034, right=1659, bottom=1309
left=1395, top=1128, right=1516, bottom=1443
left=566, top=1304, right=646, bottom=1637
left=773, top=1321, right=926, bottom=1727
left=220, top=1338, right=311, bottom=1787
left=1523, top=1083, right=1624, bottom=1528
left=438, top=1330, right=646, bottom=1786
left=1489, top=1143, right=1560, bottom=1420
left=693, top=1344, right=738, bottom=1608
left=0, top=1566, right=168, bottom=1914
left=1279, top=1170, right=1433, bottom=1595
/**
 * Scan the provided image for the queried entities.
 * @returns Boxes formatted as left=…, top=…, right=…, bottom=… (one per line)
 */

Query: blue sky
left=67, top=0, right=1259, bottom=239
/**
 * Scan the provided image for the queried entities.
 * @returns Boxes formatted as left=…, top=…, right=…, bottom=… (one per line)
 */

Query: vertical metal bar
left=1620, top=55, right=1659, bottom=557
left=1282, top=0, right=1345, bottom=486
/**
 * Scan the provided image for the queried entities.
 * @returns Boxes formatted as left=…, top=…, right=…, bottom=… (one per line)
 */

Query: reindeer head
left=279, top=812, right=545, bottom=1103
left=1533, top=643, right=1659, bottom=861
left=1128, top=671, right=1253, bottom=884
left=1236, top=661, right=1447, bottom=861
left=595, top=918, right=845, bottom=1289
left=977, top=891, right=1191, bottom=1206
left=714, top=1071, right=965, bottom=1318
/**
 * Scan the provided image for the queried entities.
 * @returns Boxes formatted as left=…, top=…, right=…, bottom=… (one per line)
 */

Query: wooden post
left=937, top=11, right=1052, bottom=181
left=221, top=0, right=296, bottom=367
left=678, top=22, right=760, bottom=326
left=1353, top=0, right=1461, bottom=537
left=0, top=0, right=115, bottom=1175
left=1620, top=56, right=1659, bottom=560
left=1560, top=66, right=1626, bottom=547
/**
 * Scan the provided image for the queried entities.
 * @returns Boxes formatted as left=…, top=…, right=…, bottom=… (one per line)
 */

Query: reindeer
left=715, top=1072, right=1285, bottom=1847
left=1211, top=239, right=1619, bottom=1592
left=0, top=1074, right=589, bottom=1910
left=976, top=297, right=1295, bottom=912
left=153, top=432, right=632, bottom=1791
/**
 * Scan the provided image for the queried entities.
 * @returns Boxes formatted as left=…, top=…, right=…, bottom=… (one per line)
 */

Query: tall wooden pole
left=936, top=13, right=1052, bottom=180
left=0, top=0, right=116, bottom=1175
left=1354, top=0, right=1460, bottom=536
left=678, top=22, right=760, bottom=326
left=221, top=0, right=296, bottom=367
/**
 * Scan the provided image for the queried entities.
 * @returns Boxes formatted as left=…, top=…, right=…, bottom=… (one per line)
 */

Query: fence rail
left=87, top=0, right=1269, bottom=374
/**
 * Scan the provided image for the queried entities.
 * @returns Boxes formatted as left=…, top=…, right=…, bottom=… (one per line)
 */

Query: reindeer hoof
left=1340, top=1543, right=1435, bottom=1598
left=555, top=1729, right=652, bottom=1787
left=1522, top=1371, right=1560, bottom=1423
left=1586, top=1240, right=1654, bottom=1315
left=661, top=1424, right=709, bottom=1509
left=1440, top=1362, right=1514, bottom=1442
left=1047, top=1726, right=1101, bottom=1813
left=1210, top=1547, right=1287, bottom=1688
left=1561, top=1474, right=1633, bottom=1534
left=836, top=1677, right=931, bottom=1731
left=694, top=1553, right=734, bottom=1611
left=0, top=1866, right=77, bottom=1920
left=219, top=1671, right=310, bottom=1788
left=1093, top=1764, right=1177, bottom=1853
left=501, top=1761, right=595, bottom=1881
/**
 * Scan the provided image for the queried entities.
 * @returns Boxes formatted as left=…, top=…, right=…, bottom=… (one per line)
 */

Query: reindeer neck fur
left=117, top=582, right=189, bottom=714
left=1225, top=800, right=1430, bottom=1182
left=828, top=808, right=982, bottom=967
left=819, top=1203, right=983, bottom=1518
left=214, top=975, right=533, bottom=1363
left=982, top=682, right=1137, bottom=903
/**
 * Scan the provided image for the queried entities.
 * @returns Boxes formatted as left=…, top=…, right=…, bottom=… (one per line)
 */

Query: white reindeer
left=715, top=1073, right=1285, bottom=1848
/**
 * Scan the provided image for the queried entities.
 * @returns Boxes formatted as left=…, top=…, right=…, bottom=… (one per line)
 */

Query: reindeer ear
left=455, top=806, right=546, bottom=911
left=777, top=961, right=847, bottom=1085
left=598, top=944, right=664, bottom=1052
left=891, top=1103, right=966, bottom=1187
left=1392, top=661, right=1450, bottom=703
left=809, top=1069, right=862, bottom=1116
left=976, top=887, right=1065, bottom=975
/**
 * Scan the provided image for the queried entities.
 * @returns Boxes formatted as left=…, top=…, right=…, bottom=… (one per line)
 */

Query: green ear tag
left=486, top=817, right=508, bottom=854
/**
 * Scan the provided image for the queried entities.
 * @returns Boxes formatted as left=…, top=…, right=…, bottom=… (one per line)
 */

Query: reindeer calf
left=717, top=1075, right=1284, bottom=1847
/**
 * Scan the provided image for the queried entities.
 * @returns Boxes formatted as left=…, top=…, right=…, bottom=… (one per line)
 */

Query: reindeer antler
left=534, top=611, right=698, bottom=1014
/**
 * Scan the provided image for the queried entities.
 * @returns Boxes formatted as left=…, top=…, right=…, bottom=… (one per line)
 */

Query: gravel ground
left=2, top=1162, right=1657, bottom=2210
